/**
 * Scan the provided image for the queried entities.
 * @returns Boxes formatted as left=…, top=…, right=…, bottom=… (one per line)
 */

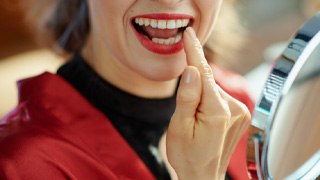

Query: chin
left=143, top=66, right=185, bottom=81
left=127, top=45, right=187, bottom=81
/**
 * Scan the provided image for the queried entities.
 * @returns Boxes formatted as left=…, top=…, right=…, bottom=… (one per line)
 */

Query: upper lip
left=131, top=13, right=194, bottom=29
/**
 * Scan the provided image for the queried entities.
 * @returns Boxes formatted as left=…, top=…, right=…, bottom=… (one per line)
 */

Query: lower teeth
left=151, top=32, right=182, bottom=45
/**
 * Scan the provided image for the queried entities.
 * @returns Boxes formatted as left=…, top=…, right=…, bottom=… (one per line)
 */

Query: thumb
left=174, top=66, right=201, bottom=121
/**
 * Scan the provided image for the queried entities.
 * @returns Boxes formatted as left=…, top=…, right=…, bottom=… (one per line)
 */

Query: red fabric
left=0, top=68, right=255, bottom=180
left=248, top=162, right=259, bottom=180
left=0, top=73, right=155, bottom=180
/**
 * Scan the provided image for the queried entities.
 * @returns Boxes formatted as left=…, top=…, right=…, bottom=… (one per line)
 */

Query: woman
left=0, top=0, right=253, bottom=179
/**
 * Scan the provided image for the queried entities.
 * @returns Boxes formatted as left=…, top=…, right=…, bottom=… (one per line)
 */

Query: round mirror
left=252, top=12, right=320, bottom=179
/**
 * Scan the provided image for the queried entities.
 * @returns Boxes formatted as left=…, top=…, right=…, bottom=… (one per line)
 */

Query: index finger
left=183, top=27, right=228, bottom=117
left=183, top=27, right=213, bottom=80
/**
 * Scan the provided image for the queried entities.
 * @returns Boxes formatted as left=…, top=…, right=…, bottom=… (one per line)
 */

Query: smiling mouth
left=132, top=17, right=192, bottom=45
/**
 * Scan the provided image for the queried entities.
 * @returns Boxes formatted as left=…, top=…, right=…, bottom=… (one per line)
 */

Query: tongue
left=143, top=26, right=179, bottom=39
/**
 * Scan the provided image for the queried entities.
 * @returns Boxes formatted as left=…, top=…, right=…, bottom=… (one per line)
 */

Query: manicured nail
left=185, top=68, right=191, bottom=84
left=184, top=67, right=196, bottom=84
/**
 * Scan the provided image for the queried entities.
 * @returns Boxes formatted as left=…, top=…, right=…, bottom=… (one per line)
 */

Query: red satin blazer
left=0, top=67, right=254, bottom=180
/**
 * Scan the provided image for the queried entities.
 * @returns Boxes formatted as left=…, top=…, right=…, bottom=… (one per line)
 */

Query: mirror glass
left=252, top=12, right=320, bottom=179
left=267, top=35, right=320, bottom=179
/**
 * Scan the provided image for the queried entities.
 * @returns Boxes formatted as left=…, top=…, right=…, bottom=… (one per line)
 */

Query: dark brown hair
left=21, top=0, right=89, bottom=53
left=52, top=0, right=89, bottom=52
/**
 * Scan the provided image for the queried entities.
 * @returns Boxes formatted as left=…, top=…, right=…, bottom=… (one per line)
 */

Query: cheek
left=194, top=0, right=223, bottom=42
left=196, top=0, right=222, bottom=13
left=89, top=0, right=134, bottom=29
left=88, top=0, right=133, bottom=51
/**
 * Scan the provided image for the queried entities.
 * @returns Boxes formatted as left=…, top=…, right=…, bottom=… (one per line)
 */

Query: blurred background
left=0, top=0, right=316, bottom=117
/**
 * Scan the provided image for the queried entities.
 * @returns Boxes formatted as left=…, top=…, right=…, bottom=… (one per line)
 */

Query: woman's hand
left=166, top=27, right=251, bottom=180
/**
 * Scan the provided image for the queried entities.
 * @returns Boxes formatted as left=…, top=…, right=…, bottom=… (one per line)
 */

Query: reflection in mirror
left=252, top=12, right=320, bottom=179
left=268, top=67, right=320, bottom=179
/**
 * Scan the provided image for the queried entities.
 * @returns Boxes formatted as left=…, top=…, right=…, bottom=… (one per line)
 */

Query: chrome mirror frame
left=251, top=12, right=320, bottom=180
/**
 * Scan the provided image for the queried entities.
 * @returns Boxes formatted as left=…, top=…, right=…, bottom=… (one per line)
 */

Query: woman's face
left=87, top=0, right=223, bottom=81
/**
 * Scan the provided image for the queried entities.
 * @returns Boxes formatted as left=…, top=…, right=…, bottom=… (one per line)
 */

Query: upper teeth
left=134, top=18, right=190, bottom=29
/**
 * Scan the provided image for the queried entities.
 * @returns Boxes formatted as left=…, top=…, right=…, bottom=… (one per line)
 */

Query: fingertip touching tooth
left=182, top=19, right=189, bottom=27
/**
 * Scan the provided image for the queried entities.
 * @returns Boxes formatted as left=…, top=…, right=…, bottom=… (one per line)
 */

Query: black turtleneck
left=57, top=54, right=232, bottom=180
left=57, top=54, right=174, bottom=179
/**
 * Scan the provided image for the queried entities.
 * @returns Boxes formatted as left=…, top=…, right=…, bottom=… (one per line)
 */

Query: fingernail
left=184, top=67, right=196, bottom=84
left=185, top=68, right=191, bottom=84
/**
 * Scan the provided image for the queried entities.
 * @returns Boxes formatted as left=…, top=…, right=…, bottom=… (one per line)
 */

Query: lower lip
left=131, top=25, right=184, bottom=55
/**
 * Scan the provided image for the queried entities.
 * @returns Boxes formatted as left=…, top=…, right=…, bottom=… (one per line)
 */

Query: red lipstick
left=131, top=13, right=193, bottom=55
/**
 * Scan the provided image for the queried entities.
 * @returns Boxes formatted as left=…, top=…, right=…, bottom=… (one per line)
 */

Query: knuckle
left=201, top=63, right=213, bottom=77
left=197, top=102, right=232, bottom=128
left=236, top=102, right=251, bottom=121
left=219, top=99, right=232, bottom=119
left=230, top=101, right=251, bottom=128
left=193, top=39, right=205, bottom=56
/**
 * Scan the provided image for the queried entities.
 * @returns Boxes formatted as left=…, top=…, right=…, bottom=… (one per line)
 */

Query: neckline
left=57, top=53, right=177, bottom=128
